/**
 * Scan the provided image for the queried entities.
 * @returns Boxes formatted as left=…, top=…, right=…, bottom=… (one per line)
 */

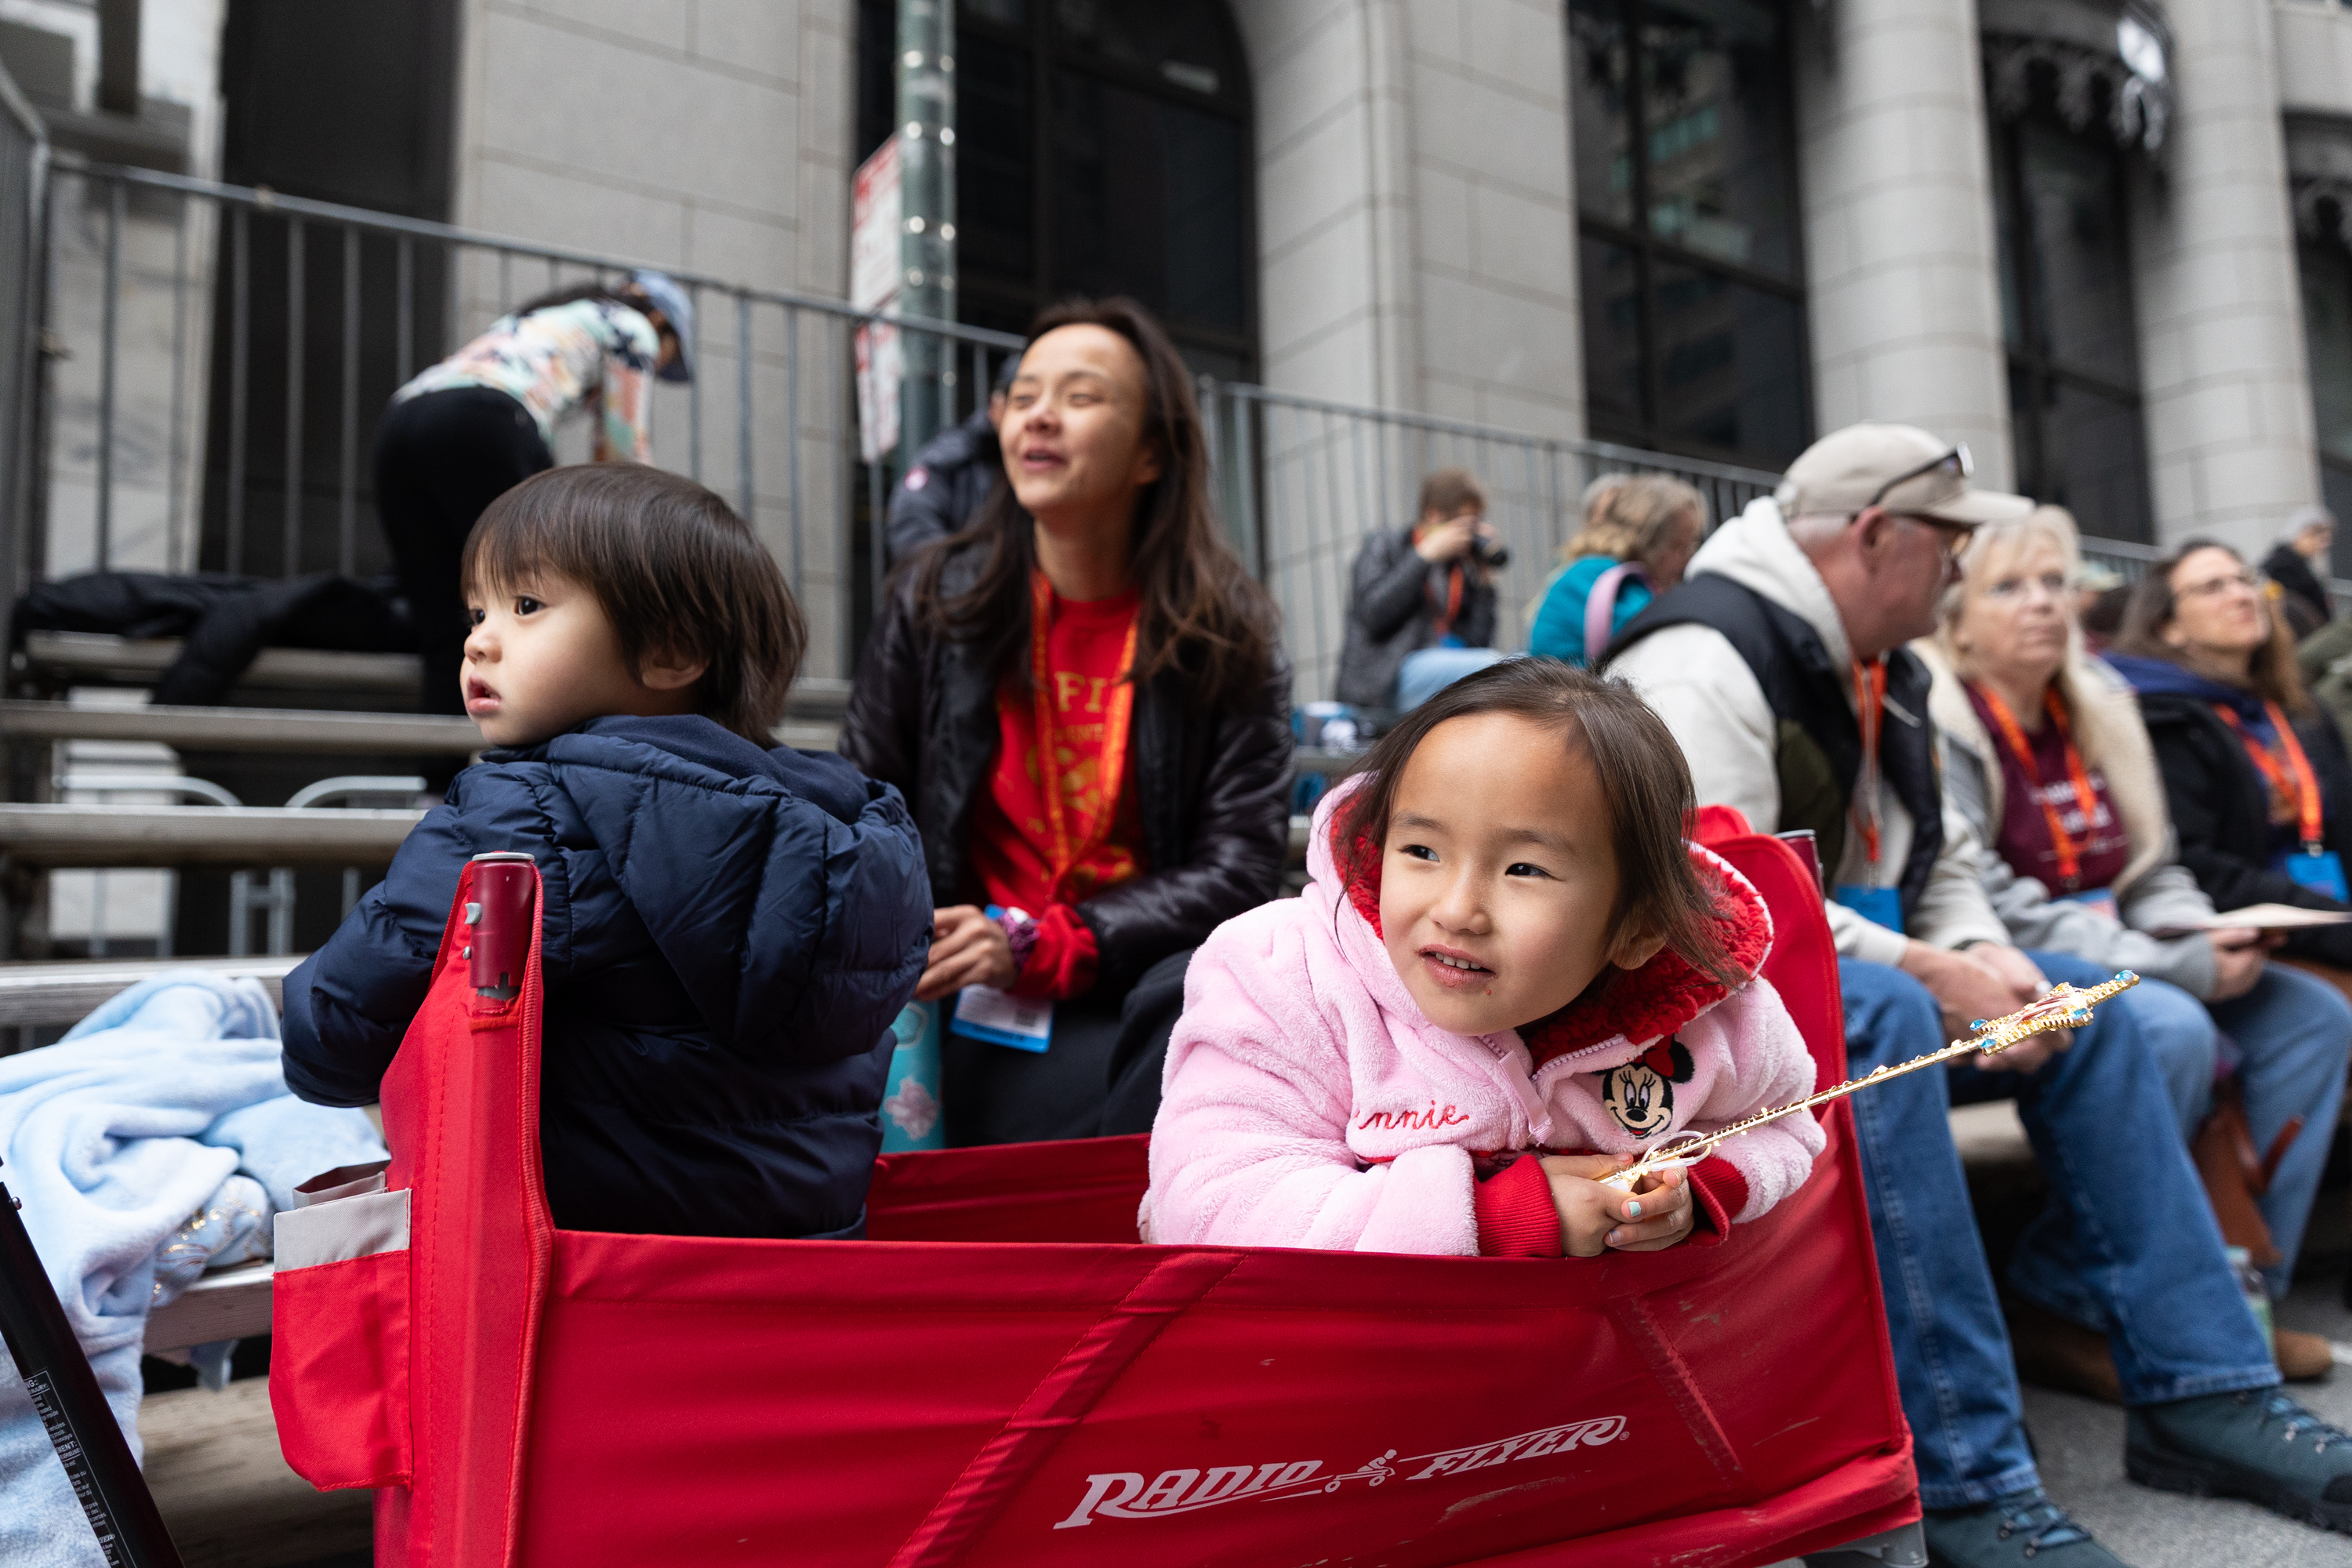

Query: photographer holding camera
left=1334, top=468, right=1512, bottom=712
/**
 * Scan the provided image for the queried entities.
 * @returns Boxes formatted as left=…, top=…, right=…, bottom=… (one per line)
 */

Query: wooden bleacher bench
left=0, top=953, right=299, bottom=1025
left=2, top=699, right=482, bottom=754
left=0, top=804, right=424, bottom=869
left=14, top=632, right=853, bottom=724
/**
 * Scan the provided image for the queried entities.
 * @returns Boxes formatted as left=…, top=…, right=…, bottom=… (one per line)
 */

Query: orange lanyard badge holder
left=1976, top=684, right=2112, bottom=912
left=2216, top=702, right=2349, bottom=902
left=948, top=573, right=1142, bottom=1054
left=1831, top=659, right=1907, bottom=935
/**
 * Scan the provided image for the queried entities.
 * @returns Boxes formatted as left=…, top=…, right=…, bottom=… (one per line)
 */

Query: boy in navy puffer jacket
left=281, top=465, right=931, bottom=1239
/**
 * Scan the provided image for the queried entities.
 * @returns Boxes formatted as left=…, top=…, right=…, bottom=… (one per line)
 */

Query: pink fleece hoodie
left=1141, top=786, right=1824, bottom=1258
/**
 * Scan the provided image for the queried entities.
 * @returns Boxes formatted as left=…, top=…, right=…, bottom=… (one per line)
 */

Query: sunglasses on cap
left=1865, top=443, right=1973, bottom=510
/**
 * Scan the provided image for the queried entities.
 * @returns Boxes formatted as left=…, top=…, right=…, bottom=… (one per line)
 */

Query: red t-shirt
left=1964, top=685, right=2131, bottom=895
left=966, top=586, right=1149, bottom=998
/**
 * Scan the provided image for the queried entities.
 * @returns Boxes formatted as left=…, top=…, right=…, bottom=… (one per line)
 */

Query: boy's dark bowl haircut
left=1333, top=658, right=1737, bottom=987
left=463, top=465, right=806, bottom=742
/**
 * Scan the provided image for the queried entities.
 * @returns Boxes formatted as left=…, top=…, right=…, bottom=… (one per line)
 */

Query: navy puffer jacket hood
left=281, top=715, right=931, bottom=1240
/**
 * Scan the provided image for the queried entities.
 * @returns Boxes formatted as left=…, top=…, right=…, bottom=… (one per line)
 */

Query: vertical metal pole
left=395, top=235, right=414, bottom=386
left=736, top=292, right=754, bottom=523
left=227, top=206, right=250, bottom=575
left=283, top=218, right=305, bottom=578
left=868, top=453, right=886, bottom=617
left=688, top=282, right=703, bottom=482
left=1237, top=391, right=1262, bottom=580
left=166, top=194, right=189, bottom=572
left=95, top=180, right=122, bottom=571
left=339, top=227, right=358, bottom=575
left=786, top=306, right=803, bottom=595
left=498, top=249, right=511, bottom=314
left=895, top=0, right=956, bottom=456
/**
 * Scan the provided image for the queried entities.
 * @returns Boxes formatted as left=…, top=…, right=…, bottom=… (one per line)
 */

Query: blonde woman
left=1924, top=507, right=2348, bottom=1380
left=1526, top=474, right=1704, bottom=666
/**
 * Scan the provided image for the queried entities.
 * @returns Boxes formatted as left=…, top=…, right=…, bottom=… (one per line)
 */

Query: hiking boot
left=2274, top=1328, right=2336, bottom=1384
left=1921, top=1490, right=2131, bottom=1566
left=2126, top=1388, right=2352, bottom=1534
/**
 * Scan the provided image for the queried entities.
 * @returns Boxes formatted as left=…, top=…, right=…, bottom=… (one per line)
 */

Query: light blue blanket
left=0, top=971, right=385, bottom=1567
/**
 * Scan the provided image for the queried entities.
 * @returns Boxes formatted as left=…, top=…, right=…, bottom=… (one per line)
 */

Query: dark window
left=1569, top=0, right=1809, bottom=467
left=1992, top=116, right=2153, bottom=542
left=2300, top=238, right=2352, bottom=527
left=952, top=0, right=1255, bottom=377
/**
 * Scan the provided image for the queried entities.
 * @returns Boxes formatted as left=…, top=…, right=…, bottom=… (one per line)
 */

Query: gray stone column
left=1792, top=0, right=2016, bottom=482
left=2131, top=0, right=2320, bottom=554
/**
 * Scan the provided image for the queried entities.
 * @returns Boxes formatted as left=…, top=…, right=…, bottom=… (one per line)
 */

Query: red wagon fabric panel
left=270, top=832, right=1915, bottom=1568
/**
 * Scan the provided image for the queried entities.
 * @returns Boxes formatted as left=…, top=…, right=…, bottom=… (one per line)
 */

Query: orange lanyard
left=2216, top=702, right=2325, bottom=851
left=1851, top=659, right=1886, bottom=867
left=1974, top=684, right=2101, bottom=890
left=1027, top=570, right=1140, bottom=898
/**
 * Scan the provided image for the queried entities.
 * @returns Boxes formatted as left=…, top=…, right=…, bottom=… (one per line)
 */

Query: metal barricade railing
left=31, top=154, right=1026, bottom=681
left=0, top=65, right=45, bottom=644
left=1200, top=381, right=1781, bottom=701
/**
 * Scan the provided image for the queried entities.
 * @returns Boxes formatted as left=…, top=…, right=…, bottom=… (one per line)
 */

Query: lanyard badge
left=1833, top=658, right=1904, bottom=934
left=1976, top=684, right=2102, bottom=892
left=2215, top=702, right=2349, bottom=902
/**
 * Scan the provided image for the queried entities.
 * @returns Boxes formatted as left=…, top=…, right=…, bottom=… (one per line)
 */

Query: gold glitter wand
left=1599, top=971, right=2140, bottom=1192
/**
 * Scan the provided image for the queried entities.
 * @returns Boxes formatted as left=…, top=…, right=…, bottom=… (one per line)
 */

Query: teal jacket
left=1527, top=554, right=1653, bottom=666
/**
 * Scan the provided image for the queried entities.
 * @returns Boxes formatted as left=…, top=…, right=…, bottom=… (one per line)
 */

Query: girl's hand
left=915, top=906, right=1018, bottom=1001
left=1536, top=1154, right=1693, bottom=1257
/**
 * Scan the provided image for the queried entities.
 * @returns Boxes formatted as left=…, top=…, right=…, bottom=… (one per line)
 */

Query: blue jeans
left=2060, top=966, right=2350, bottom=1299
left=1840, top=955, right=2277, bottom=1512
left=1394, top=646, right=1511, bottom=710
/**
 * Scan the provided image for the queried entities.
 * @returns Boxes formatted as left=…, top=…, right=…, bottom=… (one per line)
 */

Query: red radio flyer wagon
left=267, top=826, right=1918, bottom=1567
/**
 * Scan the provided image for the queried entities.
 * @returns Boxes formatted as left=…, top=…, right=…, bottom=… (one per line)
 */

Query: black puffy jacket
left=886, top=407, right=1001, bottom=566
left=281, top=716, right=932, bottom=1239
left=840, top=545, right=1294, bottom=994
left=2117, top=655, right=2352, bottom=969
left=1333, top=527, right=1497, bottom=710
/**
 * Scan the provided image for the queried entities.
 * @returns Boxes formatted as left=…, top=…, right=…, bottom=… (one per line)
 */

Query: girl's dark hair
left=2113, top=539, right=2309, bottom=713
left=463, top=465, right=807, bottom=742
left=913, top=296, right=1278, bottom=706
left=1332, top=659, right=1738, bottom=986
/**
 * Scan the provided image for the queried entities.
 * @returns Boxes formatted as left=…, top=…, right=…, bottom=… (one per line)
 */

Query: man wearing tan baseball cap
left=1606, top=423, right=2329, bottom=1565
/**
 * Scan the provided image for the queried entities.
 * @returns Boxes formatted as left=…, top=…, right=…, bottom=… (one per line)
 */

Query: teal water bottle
left=878, top=1000, right=946, bottom=1152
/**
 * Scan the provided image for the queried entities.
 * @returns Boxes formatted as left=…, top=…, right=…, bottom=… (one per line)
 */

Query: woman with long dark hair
left=840, top=297, right=1293, bottom=1145
left=374, top=272, right=693, bottom=733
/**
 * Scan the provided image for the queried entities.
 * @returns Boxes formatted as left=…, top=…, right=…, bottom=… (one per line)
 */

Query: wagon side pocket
left=269, top=1185, right=413, bottom=1490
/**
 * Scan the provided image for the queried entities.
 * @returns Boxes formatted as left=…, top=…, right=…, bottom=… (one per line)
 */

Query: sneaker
left=2126, top=1388, right=2352, bottom=1534
left=1921, top=1490, right=2131, bottom=1566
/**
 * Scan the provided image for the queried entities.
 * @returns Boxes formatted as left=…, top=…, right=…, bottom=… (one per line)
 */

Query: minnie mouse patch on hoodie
left=1598, top=1037, right=1694, bottom=1138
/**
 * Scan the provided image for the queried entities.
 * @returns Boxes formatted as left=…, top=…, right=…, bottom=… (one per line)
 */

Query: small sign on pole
left=851, top=140, right=903, bottom=463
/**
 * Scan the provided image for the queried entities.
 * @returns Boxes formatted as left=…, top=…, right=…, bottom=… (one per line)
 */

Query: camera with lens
left=1471, top=534, right=1511, bottom=570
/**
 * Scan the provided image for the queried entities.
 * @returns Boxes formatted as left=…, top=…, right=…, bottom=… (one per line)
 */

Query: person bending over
left=281, top=465, right=931, bottom=1240
left=1144, top=660, right=1820, bottom=1258
left=841, top=298, right=1292, bottom=1145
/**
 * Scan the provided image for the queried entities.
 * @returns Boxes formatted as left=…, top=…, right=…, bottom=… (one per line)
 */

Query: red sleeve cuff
left=1010, top=904, right=1099, bottom=1000
left=1475, top=1156, right=1563, bottom=1258
left=1685, top=1157, right=1749, bottom=1246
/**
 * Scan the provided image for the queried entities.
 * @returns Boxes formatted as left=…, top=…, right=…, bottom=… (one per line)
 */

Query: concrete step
left=138, top=1377, right=371, bottom=1568
left=0, top=803, right=422, bottom=868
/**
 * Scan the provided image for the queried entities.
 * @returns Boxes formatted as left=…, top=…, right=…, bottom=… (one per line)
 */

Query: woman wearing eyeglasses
left=1926, top=514, right=2349, bottom=1379
left=2108, top=541, right=2352, bottom=972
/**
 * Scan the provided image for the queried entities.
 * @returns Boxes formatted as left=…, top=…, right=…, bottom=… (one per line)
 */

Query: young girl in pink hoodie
left=1142, top=659, right=1821, bottom=1258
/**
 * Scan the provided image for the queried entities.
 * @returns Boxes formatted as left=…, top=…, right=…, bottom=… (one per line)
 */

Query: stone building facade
left=13, top=0, right=2352, bottom=576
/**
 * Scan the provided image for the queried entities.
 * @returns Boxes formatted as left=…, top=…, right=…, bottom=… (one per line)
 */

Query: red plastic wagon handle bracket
left=466, top=851, right=537, bottom=1003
